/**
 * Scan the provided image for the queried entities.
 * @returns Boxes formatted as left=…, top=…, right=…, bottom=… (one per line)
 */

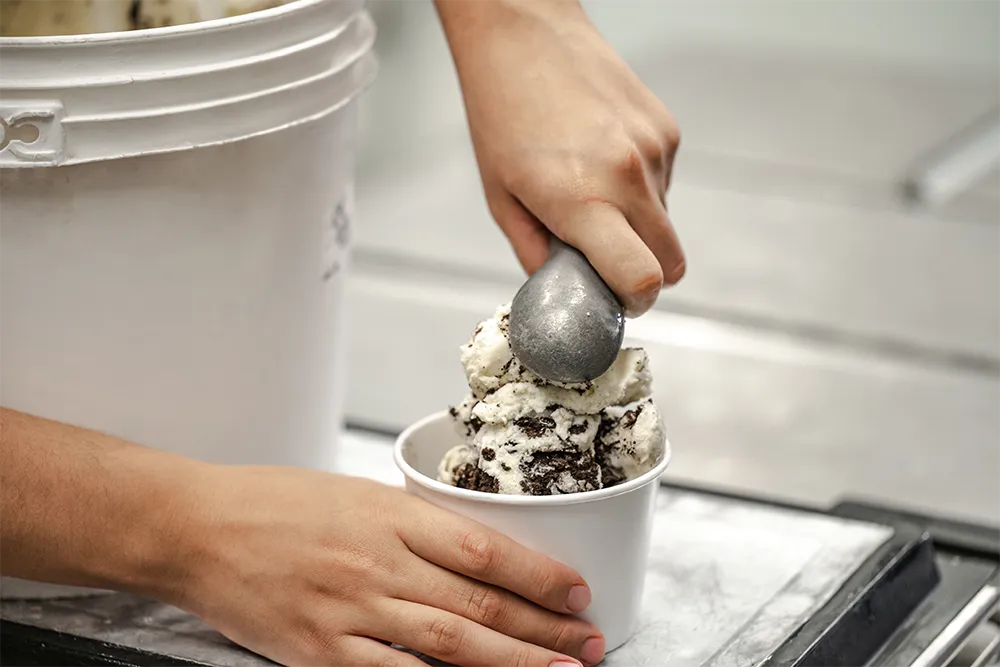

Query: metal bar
left=948, top=623, right=1000, bottom=667
left=911, top=585, right=1000, bottom=667
left=902, top=110, right=1000, bottom=208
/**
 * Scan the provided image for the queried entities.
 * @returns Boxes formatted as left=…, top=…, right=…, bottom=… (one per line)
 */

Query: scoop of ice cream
left=0, top=0, right=132, bottom=37
left=596, top=398, right=665, bottom=487
left=437, top=444, right=489, bottom=490
left=459, top=303, right=525, bottom=399
left=442, top=303, right=666, bottom=496
left=470, top=348, right=652, bottom=424
left=439, top=408, right=603, bottom=494
left=448, top=394, right=483, bottom=440
left=461, top=303, right=651, bottom=419
left=473, top=408, right=602, bottom=494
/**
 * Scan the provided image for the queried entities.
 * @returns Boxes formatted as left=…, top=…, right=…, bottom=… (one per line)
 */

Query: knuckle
left=373, top=655, right=407, bottom=667
left=485, top=197, right=509, bottom=228
left=546, top=618, right=575, bottom=652
left=501, top=162, right=556, bottom=199
left=334, top=555, right=372, bottom=582
left=635, top=129, right=666, bottom=166
left=303, top=629, right=348, bottom=665
left=663, top=120, right=681, bottom=152
left=512, top=646, right=536, bottom=667
left=533, top=567, right=555, bottom=601
left=613, top=146, right=647, bottom=185
left=466, top=586, right=507, bottom=628
left=459, top=530, right=501, bottom=577
left=425, top=617, right=465, bottom=658
left=326, top=554, right=383, bottom=600
left=499, top=164, right=532, bottom=194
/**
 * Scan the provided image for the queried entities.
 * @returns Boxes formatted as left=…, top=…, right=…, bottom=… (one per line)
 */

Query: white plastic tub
left=0, top=0, right=376, bottom=597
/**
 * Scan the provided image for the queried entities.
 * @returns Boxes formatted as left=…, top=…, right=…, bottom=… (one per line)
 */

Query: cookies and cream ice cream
left=0, top=0, right=288, bottom=37
left=438, top=303, right=667, bottom=496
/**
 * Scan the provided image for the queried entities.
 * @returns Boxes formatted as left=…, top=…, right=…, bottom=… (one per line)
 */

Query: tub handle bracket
left=0, top=101, right=66, bottom=168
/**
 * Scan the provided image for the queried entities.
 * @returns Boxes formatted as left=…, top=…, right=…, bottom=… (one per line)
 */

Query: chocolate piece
left=514, top=415, right=556, bottom=438
left=621, top=402, right=644, bottom=429
left=453, top=463, right=499, bottom=494
left=519, top=450, right=601, bottom=495
left=594, top=413, right=627, bottom=488
left=450, top=399, right=485, bottom=439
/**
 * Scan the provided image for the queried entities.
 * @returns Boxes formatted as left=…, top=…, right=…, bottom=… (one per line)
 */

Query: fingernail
left=565, top=584, right=591, bottom=613
left=549, top=661, right=582, bottom=667
left=581, top=636, right=606, bottom=665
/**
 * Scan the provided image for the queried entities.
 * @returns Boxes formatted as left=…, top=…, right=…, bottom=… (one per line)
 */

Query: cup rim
left=394, top=410, right=671, bottom=507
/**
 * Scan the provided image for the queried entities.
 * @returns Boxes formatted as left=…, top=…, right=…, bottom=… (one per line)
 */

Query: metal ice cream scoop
left=509, top=237, right=625, bottom=383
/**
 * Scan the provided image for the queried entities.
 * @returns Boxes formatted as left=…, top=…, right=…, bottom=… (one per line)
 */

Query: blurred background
left=344, top=0, right=999, bottom=524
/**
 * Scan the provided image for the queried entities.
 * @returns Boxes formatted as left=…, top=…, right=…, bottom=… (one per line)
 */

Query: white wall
left=584, top=0, right=1000, bottom=76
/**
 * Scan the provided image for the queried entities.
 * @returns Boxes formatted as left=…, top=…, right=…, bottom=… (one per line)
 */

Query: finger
left=400, top=560, right=605, bottom=664
left=371, top=599, right=583, bottom=667
left=332, top=636, right=427, bottom=667
left=631, top=93, right=681, bottom=194
left=647, top=131, right=677, bottom=203
left=623, top=191, right=686, bottom=287
left=487, top=187, right=551, bottom=274
left=397, top=502, right=591, bottom=614
left=629, top=121, right=670, bottom=193
left=611, top=122, right=684, bottom=287
left=555, top=199, right=663, bottom=317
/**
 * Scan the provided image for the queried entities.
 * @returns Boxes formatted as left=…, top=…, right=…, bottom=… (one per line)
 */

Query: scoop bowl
left=509, top=238, right=625, bottom=383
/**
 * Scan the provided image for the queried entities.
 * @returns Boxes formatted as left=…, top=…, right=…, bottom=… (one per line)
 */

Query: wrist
left=435, top=0, right=591, bottom=55
left=0, top=409, right=221, bottom=605
left=98, top=452, right=218, bottom=608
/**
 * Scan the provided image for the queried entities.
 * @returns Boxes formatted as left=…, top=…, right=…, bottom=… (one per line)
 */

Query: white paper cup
left=394, top=411, right=670, bottom=652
